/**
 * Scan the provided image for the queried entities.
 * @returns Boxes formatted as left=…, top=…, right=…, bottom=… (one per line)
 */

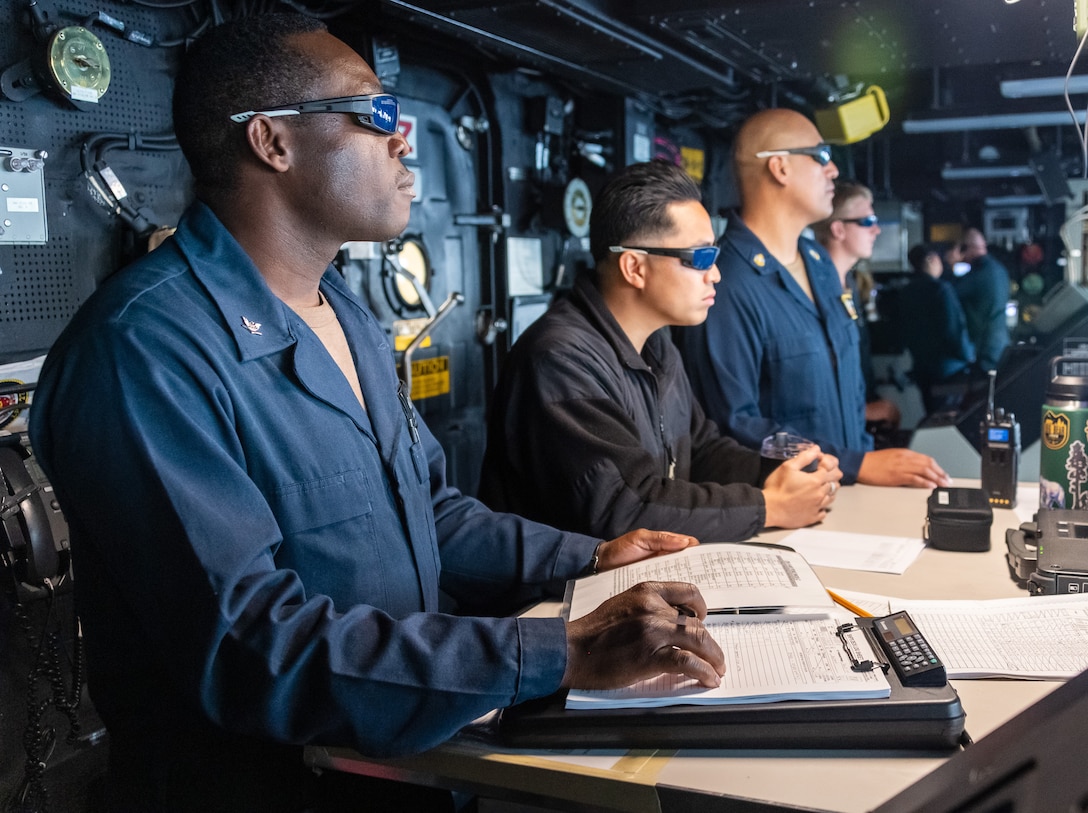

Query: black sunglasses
left=754, top=144, right=834, bottom=166
left=229, top=93, right=400, bottom=136
left=840, top=215, right=879, bottom=228
left=609, top=245, right=720, bottom=271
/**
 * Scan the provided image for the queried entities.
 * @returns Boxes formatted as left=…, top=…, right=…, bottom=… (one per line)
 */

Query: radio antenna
left=986, top=369, right=997, bottom=422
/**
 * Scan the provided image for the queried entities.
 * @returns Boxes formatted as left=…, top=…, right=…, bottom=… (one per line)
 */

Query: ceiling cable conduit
left=379, top=0, right=651, bottom=100
left=538, top=0, right=747, bottom=90
left=651, top=18, right=793, bottom=87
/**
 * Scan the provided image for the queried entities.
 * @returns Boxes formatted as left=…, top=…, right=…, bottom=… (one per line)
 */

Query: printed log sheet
left=566, top=543, right=832, bottom=622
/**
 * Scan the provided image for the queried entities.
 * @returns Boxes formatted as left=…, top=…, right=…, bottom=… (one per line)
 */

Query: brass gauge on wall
left=1, top=22, right=111, bottom=109
left=44, top=25, right=111, bottom=106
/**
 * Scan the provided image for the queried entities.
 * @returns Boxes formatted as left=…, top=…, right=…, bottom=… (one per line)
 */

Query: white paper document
left=777, top=529, right=925, bottom=574
left=824, top=590, right=1088, bottom=680
left=890, top=594, right=1088, bottom=679
left=565, top=543, right=833, bottom=622
left=565, top=615, right=891, bottom=709
left=1013, top=483, right=1039, bottom=525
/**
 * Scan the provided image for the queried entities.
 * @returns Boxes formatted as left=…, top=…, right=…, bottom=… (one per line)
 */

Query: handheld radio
left=980, top=369, right=1020, bottom=508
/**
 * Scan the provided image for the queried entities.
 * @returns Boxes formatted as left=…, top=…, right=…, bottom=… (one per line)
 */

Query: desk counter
left=306, top=481, right=1057, bottom=813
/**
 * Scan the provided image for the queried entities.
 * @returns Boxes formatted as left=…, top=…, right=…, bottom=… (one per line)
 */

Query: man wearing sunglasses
left=676, top=108, right=950, bottom=490
left=480, top=160, right=841, bottom=543
left=812, top=181, right=902, bottom=433
left=28, top=16, right=727, bottom=812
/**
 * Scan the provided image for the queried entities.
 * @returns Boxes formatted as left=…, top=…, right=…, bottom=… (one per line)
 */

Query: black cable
left=76, top=131, right=179, bottom=235
left=276, top=0, right=356, bottom=20
left=207, top=0, right=225, bottom=27
left=154, top=15, right=209, bottom=48
left=4, top=578, right=85, bottom=813
left=124, top=0, right=201, bottom=9
left=81, top=3, right=213, bottom=48
left=79, top=131, right=178, bottom=175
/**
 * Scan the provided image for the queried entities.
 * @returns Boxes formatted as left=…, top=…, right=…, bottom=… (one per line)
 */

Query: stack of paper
left=893, top=594, right=1088, bottom=679
left=565, top=542, right=833, bottom=622
left=566, top=615, right=891, bottom=709
left=564, top=543, right=890, bottom=711
left=828, top=590, right=1088, bottom=680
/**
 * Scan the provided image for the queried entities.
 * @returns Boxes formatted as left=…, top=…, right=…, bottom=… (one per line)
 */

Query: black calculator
left=871, top=611, right=947, bottom=687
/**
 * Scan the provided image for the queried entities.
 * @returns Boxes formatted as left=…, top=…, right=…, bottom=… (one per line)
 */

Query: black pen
left=397, top=383, right=421, bottom=445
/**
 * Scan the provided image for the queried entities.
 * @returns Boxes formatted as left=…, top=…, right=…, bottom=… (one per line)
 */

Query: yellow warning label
left=681, top=147, right=705, bottom=183
left=392, top=317, right=433, bottom=352
left=0, top=379, right=29, bottom=429
left=409, top=355, right=450, bottom=400
left=394, top=334, right=431, bottom=352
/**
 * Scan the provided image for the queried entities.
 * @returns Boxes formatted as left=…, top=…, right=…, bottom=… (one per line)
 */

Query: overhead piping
left=1001, top=76, right=1088, bottom=98
left=940, top=165, right=1034, bottom=180
left=379, top=0, right=739, bottom=104
left=904, top=110, right=1088, bottom=133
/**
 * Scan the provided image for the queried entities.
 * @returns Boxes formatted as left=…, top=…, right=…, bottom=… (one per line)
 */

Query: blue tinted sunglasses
left=754, top=143, right=833, bottom=166
left=229, top=93, right=400, bottom=136
left=840, top=214, right=879, bottom=228
left=609, top=245, right=720, bottom=271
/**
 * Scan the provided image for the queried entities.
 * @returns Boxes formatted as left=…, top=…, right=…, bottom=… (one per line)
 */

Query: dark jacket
left=479, top=272, right=771, bottom=542
left=899, top=271, right=975, bottom=384
left=952, top=253, right=1010, bottom=371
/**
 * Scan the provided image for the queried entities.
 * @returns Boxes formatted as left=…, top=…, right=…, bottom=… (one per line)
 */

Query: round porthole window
left=388, top=237, right=431, bottom=310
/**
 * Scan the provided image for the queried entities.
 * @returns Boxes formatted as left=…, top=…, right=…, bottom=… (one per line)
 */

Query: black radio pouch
left=925, top=487, right=993, bottom=552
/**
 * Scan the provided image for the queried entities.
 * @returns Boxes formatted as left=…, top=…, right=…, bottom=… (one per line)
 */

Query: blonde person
left=812, top=180, right=901, bottom=430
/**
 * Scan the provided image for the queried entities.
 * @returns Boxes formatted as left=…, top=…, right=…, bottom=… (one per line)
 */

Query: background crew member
left=812, top=180, right=901, bottom=433
left=899, top=243, right=977, bottom=415
left=28, top=15, right=725, bottom=812
left=945, top=227, right=1011, bottom=372
left=479, top=160, right=842, bottom=542
left=675, top=108, right=950, bottom=489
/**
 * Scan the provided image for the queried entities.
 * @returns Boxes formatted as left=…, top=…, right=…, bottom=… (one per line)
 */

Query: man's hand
left=761, top=446, right=842, bottom=529
left=563, top=581, right=725, bottom=690
left=594, top=529, right=698, bottom=572
left=857, top=448, right=952, bottom=488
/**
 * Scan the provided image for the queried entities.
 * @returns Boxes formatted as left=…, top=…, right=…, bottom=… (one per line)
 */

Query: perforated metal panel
left=0, top=232, right=88, bottom=355
left=0, top=0, right=193, bottom=363
left=0, top=242, right=76, bottom=306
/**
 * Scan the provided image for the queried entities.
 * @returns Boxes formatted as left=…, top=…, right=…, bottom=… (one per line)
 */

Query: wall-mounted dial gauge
left=45, top=26, right=111, bottom=105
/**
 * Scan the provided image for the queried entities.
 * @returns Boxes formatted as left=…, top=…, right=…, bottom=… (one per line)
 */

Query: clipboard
left=498, top=618, right=966, bottom=751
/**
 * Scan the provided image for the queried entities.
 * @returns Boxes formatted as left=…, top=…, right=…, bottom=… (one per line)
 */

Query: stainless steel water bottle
left=1040, top=356, right=1088, bottom=510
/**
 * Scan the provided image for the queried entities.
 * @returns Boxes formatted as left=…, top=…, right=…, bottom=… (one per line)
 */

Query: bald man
left=676, top=108, right=949, bottom=488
